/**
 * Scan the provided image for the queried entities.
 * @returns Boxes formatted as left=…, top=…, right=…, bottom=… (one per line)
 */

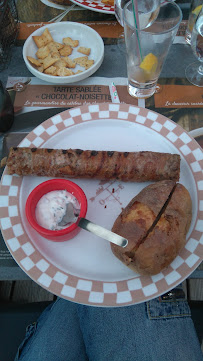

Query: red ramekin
left=25, top=179, right=87, bottom=242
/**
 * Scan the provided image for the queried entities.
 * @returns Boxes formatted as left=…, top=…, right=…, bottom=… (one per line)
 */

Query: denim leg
left=15, top=298, right=88, bottom=361
left=77, top=297, right=203, bottom=361
left=14, top=293, right=203, bottom=361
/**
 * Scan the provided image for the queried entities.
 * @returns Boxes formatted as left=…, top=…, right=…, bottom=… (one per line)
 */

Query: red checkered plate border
left=69, top=0, right=114, bottom=13
left=40, top=0, right=114, bottom=13
left=0, top=103, right=202, bottom=306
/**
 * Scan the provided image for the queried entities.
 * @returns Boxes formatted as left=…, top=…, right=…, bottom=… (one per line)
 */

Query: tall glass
left=185, top=0, right=202, bottom=45
left=185, top=7, right=203, bottom=87
left=123, top=1, right=182, bottom=99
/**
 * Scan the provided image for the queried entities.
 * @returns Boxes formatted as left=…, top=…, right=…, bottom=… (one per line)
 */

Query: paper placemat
left=7, top=76, right=203, bottom=116
left=17, top=20, right=188, bottom=44
left=154, top=84, right=203, bottom=108
left=6, top=77, right=139, bottom=115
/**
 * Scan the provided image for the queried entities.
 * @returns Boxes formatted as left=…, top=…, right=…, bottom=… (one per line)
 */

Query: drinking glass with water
left=123, top=1, right=182, bottom=98
left=185, top=6, right=203, bottom=87
left=185, top=0, right=202, bottom=45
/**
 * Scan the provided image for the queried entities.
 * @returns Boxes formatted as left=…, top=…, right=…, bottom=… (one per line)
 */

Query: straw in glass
left=131, top=0, right=143, bottom=62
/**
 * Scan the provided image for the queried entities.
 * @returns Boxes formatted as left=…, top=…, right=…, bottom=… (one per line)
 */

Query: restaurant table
left=0, top=0, right=202, bottom=282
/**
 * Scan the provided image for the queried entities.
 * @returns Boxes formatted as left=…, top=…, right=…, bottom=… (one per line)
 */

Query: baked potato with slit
left=111, top=181, right=192, bottom=275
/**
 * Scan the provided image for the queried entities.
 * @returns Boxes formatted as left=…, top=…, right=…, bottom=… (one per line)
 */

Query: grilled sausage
left=3, top=147, right=180, bottom=182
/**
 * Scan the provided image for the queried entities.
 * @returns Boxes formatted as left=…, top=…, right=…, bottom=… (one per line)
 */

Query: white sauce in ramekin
left=35, top=190, right=80, bottom=230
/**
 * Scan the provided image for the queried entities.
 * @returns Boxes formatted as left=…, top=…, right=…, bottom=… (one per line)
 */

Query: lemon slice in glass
left=192, top=5, right=202, bottom=16
left=139, top=53, right=158, bottom=74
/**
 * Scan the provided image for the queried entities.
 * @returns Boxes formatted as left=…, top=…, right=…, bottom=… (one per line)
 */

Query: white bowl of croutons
left=23, top=22, right=104, bottom=84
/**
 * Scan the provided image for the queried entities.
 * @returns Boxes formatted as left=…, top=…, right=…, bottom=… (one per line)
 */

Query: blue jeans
left=15, top=289, right=203, bottom=361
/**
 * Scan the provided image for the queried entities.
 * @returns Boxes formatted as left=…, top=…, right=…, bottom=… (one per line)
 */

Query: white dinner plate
left=41, top=0, right=72, bottom=10
left=0, top=103, right=202, bottom=307
left=65, top=0, right=176, bottom=16
left=39, top=0, right=175, bottom=16
left=66, top=0, right=176, bottom=16
left=23, top=22, right=104, bottom=84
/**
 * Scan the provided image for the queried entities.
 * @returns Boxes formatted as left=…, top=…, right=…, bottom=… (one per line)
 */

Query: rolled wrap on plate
left=3, top=147, right=180, bottom=182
